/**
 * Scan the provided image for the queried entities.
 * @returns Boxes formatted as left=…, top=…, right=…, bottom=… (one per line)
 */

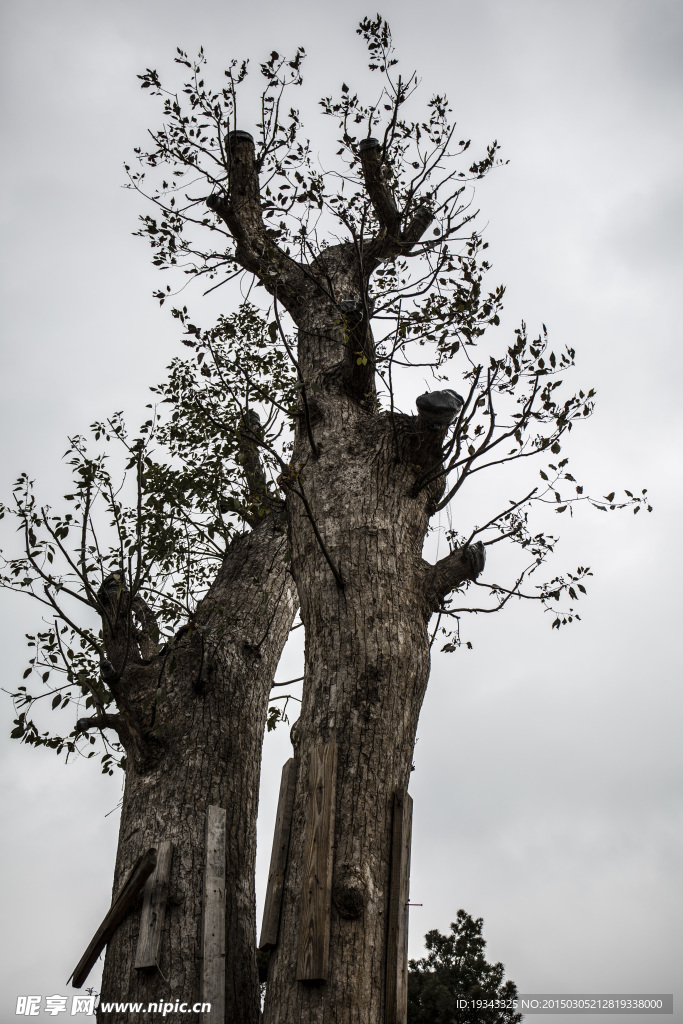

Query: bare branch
left=359, top=138, right=435, bottom=271
left=271, top=675, right=303, bottom=688
left=359, top=137, right=400, bottom=239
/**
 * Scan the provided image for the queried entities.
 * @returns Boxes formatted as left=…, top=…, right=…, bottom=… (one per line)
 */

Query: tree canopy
left=408, top=911, right=523, bottom=1024
left=0, top=303, right=298, bottom=769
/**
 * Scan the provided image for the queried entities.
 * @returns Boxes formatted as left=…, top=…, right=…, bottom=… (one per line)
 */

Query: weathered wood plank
left=259, top=757, right=298, bottom=950
left=202, top=805, right=226, bottom=1024
left=385, top=790, right=413, bottom=1024
left=134, top=840, right=174, bottom=970
left=296, top=739, right=337, bottom=981
left=69, top=847, right=157, bottom=988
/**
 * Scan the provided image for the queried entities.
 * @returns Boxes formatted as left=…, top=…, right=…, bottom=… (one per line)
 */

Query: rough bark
left=263, top=388, right=477, bottom=1024
left=94, top=518, right=297, bottom=1024
left=207, top=130, right=483, bottom=1024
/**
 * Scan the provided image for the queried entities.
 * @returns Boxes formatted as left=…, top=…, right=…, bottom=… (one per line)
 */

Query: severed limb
left=75, top=712, right=123, bottom=737
left=97, top=572, right=160, bottom=663
left=221, top=409, right=284, bottom=526
left=95, top=574, right=167, bottom=762
left=238, top=410, right=269, bottom=501
left=415, top=389, right=464, bottom=432
left=359, top=138, right=401, bottom=239
left=422, top=541, right=486, bottom=613
left=131, top=595, right=160, bottom=661
left=206, top=132, right=307, bottom=315
left=358, top=137, right=435, bottom=267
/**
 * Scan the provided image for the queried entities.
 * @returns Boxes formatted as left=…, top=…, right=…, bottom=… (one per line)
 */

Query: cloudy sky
left=1, top=0, right=681, bottom=1020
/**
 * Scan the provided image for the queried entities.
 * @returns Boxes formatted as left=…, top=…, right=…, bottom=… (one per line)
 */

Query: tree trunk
left=203, top=128, right=484, bottom=1024
left=96, top=521, right=296, bottom=1023
left=263, top=387, right=476, bottom=1024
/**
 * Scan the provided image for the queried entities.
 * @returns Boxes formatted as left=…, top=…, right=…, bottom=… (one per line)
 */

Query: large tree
left=126, top=19, right=647, bottom=1023
left=1, top=308, right=299, bottom=1023
left=2, top=16, right=649, bottom=1024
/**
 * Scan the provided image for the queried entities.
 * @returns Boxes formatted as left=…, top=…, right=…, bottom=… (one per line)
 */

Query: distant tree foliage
left=408, top=910, right=523, bottom=1023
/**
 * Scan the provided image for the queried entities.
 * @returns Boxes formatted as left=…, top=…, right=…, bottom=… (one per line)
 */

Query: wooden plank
left=385, top=790, right=413, bottom=1024
left=69, top=847, right=157, bottom=988
left=296, top=739, right=337, bottom=981
left=201, top=805, right=226, bottom=1024
left=259, top=758, right=297, bottom=950
left=134, top=840, right=174, bottom=970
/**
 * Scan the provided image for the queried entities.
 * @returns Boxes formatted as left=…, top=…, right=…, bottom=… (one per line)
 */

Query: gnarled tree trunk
left=95, top=519, right=297, bottom=1024
left=207, top=129, right=484, bottom=1024
left=263, top=380, right=477, bottom=1024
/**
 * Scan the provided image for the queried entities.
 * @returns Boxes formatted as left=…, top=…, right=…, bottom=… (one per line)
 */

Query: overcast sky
left=1, top=1, right=681, bottom=1020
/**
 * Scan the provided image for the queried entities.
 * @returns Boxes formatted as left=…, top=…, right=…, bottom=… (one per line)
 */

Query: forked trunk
left=203, top=128, right=483, bottom=1024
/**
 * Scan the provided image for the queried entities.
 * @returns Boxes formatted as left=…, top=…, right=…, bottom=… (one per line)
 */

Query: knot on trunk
left=332, top=867, right=366, bottom=919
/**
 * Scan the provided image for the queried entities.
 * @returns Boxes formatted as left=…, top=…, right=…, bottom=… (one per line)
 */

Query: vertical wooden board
left=385, top=791, right=413, bottom=1024
left=296, top=740, right=337, bottom=981
left=259, top=758, right=298, bottom=950
left=134, top=840, right=174, bottom=970
left=396, top=792, right=413, bottom=1022
left=202, top=806, right=226, bottom=1024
